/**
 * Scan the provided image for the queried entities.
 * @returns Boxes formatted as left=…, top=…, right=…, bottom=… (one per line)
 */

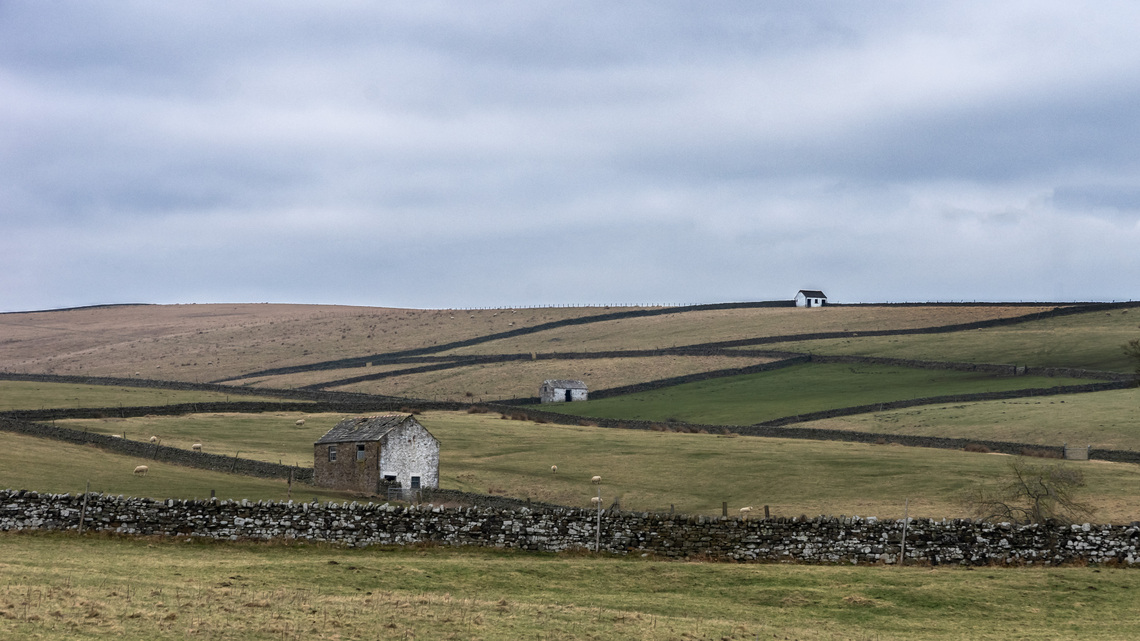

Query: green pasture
left=53, top=411, right=349, bottom=467
left=53, top=410, right=1140, bottom=521
left=765, top=308, right=1140, bottom=372
left=536, top=363, right=1091, bottom=425
left=2, top=533, right=1139, bottom=641
left=809, top=387, right=1140, bottom=451
left=0, top=431, right=353, bottom=503
left=0, top=380, right=297, bottom=412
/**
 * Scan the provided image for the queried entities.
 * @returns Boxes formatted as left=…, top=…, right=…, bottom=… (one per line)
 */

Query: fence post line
left=899, top=498, right=909, bottom=567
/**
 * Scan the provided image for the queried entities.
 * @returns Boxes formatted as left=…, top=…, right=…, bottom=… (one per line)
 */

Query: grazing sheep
left=551, top=465, right=557, bottom=474
left=149, top=436, right=158, bottom=444
left=295, top=419, right=305, bottom=426
left=191, top=443, right=202, bottom=452
left=739, top=506, right=753, bottom=520
left=111, top=434, right=122, bottom=439
left=590, top=496, right=601, bottom=507
left=591, top=475, right=602, bottom=484
left=133, top=465, right=149, bottom=476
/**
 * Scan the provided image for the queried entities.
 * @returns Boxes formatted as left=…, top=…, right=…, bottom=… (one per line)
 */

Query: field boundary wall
left=2, top=490, right=1137, bottom=565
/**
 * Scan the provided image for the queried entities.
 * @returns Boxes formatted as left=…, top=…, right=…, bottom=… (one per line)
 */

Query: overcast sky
left=3, top=2, right=1140, bottom=312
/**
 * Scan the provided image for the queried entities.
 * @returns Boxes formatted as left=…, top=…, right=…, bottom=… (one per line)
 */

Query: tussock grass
left=2, top=533, right=1138, bottom=641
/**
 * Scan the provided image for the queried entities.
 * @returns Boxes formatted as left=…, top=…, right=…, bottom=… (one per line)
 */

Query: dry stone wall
left=2, top=490, right=1138, bottom=565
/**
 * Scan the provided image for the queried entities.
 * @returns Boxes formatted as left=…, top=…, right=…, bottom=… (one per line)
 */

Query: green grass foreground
left=1, top=533, right=1138, bottom=641
left=0, top=380, right=298, bottom=412
left=538, top=363, right=1090, bottom=425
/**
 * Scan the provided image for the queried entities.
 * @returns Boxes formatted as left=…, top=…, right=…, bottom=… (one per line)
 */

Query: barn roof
left=315, top=414, right=425, bottom=445
left=798, top=290, right=827, bottom=298
left=542, top=379, right=587, bottom=389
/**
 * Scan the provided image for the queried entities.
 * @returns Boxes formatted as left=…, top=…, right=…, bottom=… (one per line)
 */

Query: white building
left=794, top=289, right=828, bottom=308
left=540, top=379, right=588, bottom=403
left=314, top=414, right=439, bottom=494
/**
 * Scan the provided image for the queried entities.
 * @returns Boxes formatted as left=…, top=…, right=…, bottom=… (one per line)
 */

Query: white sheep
left=551, top=465, right=557, bottom=474
left=295, top=419, right=305, bottom=426
left=191, top=443, right=202, bottom=452
left=739, top=506, right=753, bottom=520
left=111, top=434, right=122, bottom=439
left=591, top=475, right=602, bottom=484
left=133, top=465, right=149, bottom=476
left=149, top=436, right=158, bottom=444
left=590, top=496, right=601, bottom=507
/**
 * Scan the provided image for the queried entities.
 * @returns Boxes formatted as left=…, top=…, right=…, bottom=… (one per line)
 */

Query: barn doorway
left=564, top=389, right=573, bottom=402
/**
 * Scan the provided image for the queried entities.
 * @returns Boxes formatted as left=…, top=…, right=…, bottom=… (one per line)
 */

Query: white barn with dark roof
left=795, top=289, right=828, bottom=308
left=540, top=379, right=588, bottom=403
left=313, top=414, right=439, bottom=494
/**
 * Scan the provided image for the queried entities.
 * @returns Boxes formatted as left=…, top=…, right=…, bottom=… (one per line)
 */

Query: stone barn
left=795, top=289, right=828, bottom=308
left=540, top=379, right=588, bottom=403
left=314, top=414, right=439, bottom=494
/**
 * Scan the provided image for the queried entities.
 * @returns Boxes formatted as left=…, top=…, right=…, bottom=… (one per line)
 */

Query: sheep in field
left=739, top=506, right=753, bottom=520
left=111, top=434, right=122, bottom=439
left=590, top=496, right=601, bottom=507
left=149, top=435, right=158, bottom=444
left=551, top=465, right=557, bottom=474
left=591, top=475, right=602, bottom=484
left=191, top=443, right=203, bottom=452
left=133, top=465, right=149, bottom=476
left=295, top=419, right=305, bottom=426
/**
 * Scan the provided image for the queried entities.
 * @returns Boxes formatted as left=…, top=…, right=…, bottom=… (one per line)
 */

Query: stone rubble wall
left=2, top=489, right=1137, bottom=566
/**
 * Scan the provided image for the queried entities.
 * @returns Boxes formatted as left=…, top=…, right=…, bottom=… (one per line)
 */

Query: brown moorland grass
left=310, top=354, right=782, bottom=401
left=806, top=387, right=1140, bottom=451
left=0, top=380, right=298, bottom=411
left=0, top=303, right=634, bottom=383
left=440, top=305, right=1060, bottom=356
left=4, top=533, right=1139, bottom=641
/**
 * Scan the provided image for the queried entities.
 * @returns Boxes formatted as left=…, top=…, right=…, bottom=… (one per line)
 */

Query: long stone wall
left=2, top=490, right=1137, bottom=565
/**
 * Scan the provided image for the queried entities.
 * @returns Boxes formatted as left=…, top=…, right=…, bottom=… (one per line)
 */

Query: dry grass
left=315, top=354, right=780, bottom=401
left=439, top=305, right=1059, bottom=356
left=0, top=303, right=634, bottom=383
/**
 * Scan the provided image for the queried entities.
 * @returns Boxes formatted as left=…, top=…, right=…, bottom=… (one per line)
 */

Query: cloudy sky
left=3, top=1, right=1140, bottom=312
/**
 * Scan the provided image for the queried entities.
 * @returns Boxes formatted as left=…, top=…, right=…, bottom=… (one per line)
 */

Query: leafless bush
left=962, top=459, right=1095, bottom=525
left=964, top=443, right=991, bottom=453
left=1021, top=447, right=1061, bottom=459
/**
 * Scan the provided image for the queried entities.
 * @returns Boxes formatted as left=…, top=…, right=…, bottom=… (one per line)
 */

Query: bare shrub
left=962, top=459, right=1095, bottom=525
left=1021, top=448, right=1061, bottom=459
left=579, top=420, right=599, bottom=427
left=964, top=443, right=991, bottom=453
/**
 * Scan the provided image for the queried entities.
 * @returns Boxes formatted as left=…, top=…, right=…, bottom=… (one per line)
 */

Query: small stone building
left=540, top=379, right=588, bottom=403
left=795, top=289, right=828, bottom=308
left=313, top=414, right=439, bottom=494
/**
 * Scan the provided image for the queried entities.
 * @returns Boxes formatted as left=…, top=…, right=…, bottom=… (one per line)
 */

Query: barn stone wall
left=2, top=490, right=1137, bottom=565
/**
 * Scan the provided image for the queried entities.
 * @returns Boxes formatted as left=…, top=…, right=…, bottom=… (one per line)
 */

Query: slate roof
left=542, top=379, right=588, bottom=389
left=798, top=290, right=827, bottom=299
left=315, top=414, right=416, bottom=445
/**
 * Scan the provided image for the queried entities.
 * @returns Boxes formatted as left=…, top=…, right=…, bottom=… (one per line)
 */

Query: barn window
left=410, top=476, right=421, bottom=489
left=328, top=445, right=337, bottom=462
left=356, top=444, right=366, bottom=461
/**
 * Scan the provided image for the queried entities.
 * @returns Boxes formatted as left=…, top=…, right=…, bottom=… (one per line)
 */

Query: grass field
left=0, top=380, right=296, bottom=412
left=0, top=431, right=353, bottom=503
left=2, top=533, right=1139, bottom=641
left=46, top=410, right=1140, bottom=521
left=766, top=308, right=1140, bottom=372
left=535, top=363, right=1091, bottom=425
left=807, top=387, right=1140, bottom=451
left=441, top=305, right=1057, bottom=357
